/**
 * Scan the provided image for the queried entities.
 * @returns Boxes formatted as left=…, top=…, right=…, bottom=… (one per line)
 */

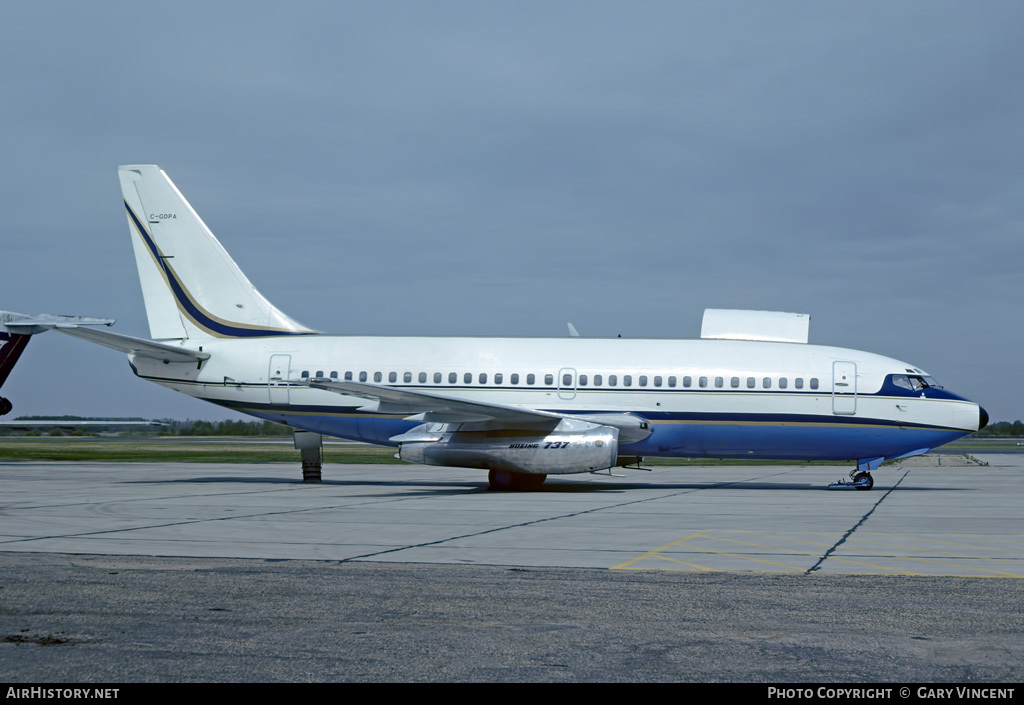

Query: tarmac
left=1, top=453, right=1023, bottom=682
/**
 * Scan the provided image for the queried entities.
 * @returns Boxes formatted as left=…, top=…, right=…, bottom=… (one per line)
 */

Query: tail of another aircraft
left=0, top=328, right=31, bottom=415
left=118, top=165, right=315, bottom=340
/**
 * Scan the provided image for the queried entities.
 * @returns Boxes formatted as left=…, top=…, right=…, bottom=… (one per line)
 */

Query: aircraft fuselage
left=129, top=334, right=982, bottom=467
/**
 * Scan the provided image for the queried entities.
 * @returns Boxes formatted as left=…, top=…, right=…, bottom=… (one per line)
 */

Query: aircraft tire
left=853, top=472, right=874, bottom=491
left=0, top=397, right=11, bottom=416
left=487, top=470, right=547, bottom=491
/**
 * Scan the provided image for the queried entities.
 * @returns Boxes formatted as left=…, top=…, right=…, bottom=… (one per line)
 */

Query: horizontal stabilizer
left=51, top=327, right=209, bottom=363
left=4, top=312, right=208, bottom=364
left=2, top=311, right=116, bottom=336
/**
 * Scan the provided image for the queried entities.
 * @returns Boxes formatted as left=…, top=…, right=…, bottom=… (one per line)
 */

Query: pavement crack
left=338, top=469, right=791, bottom=563
left=806, top=468, right=910, bottom=574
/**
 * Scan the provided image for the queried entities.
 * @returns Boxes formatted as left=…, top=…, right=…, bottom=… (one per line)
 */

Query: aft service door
left=268, top=354, right=291, bottom=405
left=832, top=361, right=857, bottom=415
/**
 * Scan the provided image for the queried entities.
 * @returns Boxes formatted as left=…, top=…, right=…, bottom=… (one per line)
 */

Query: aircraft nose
left=978, top=406, right=989, bottom=431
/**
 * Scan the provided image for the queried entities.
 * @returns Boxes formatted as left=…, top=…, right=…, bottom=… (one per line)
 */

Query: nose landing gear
left=828, top=468, right=874, bottom=491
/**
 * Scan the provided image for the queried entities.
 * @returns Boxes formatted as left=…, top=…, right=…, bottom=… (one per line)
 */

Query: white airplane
left=0, top=165, right=988, bottom=490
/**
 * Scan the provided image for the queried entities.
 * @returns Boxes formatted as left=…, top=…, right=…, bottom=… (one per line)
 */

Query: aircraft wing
left=306, top=378, right=560, bottom=426
left=303, top=378, right=652, bottom=441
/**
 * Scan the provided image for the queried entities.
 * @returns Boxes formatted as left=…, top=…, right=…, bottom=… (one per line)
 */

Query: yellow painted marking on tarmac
left=610, top=531, right=711, bottom=570
left=820, top=539, right=1024, bottom=578
left=884, top=557, right=1024, bottom=578
left=851, top=534, right=1023, bottom=557
left=648, top=555, right=720, bottom=572
left=944, top=534, right=1024, bottom=547
left=612, top=529, right=1024, bottom=576
left=733, top=530, right=837, bottom=548
left=676, top=545, right=806, bottom=572
left=701, top=535, right=928, bottom=575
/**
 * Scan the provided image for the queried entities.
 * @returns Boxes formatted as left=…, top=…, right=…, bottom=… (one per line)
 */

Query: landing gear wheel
left=852, top=472, right=874, bottom=490
left=487, top=470, right=547, bottom=491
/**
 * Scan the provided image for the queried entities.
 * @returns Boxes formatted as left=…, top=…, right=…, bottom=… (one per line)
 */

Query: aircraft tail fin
left=118, top=165, right=315, bottom=341
left=0, top=331, right=30, bottom=415
left=0, top=311, right=47, bottom=416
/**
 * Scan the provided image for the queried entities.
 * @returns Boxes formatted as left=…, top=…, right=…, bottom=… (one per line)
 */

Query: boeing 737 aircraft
left=0, top=165, right=988, bottom=490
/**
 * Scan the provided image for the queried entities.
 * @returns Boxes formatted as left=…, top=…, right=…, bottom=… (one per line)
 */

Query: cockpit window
left=892, top=374, right=939, bottom=391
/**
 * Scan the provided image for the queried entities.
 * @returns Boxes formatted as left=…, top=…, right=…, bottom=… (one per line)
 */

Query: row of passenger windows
left=299, top=369, right=820, bottom=390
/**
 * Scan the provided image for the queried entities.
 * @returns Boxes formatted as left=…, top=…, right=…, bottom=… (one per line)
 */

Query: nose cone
left=978, top=406, right=989, bottom=431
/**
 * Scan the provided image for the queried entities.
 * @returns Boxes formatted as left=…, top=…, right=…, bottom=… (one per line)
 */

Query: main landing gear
left=487, top=470, right=547, bottom=491
left=293, top=430, right=323, bottom=483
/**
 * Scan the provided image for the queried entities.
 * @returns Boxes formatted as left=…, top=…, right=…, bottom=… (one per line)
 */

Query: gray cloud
left=1, top=1, right=1020, bottom=420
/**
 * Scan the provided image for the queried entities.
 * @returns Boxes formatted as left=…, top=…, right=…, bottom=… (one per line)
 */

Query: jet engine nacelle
left=396, top=420, right=619, bottom=476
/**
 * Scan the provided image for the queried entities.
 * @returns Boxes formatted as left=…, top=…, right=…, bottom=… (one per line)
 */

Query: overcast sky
left=1, top=1, right=1021, bottom=423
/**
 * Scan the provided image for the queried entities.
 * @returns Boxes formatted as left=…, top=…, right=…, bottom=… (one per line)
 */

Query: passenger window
left=562, top=373, right=572, bottom=386
left=418, top=372, right=426, bottom=383
left=779, top=377, right=787, bottom=389
left=623, top=375, right=632, bottom=387
left=479, top=373, right=487, bottom=384
left=762, top=377, right=771, bottom=389
left=594, top=374, right=602, bottom=386
left=388, top=372, right=397, bottom=383
left=449, top=372, right=457, bottom=384
left=359, top=371, right=367, bottom=382
left=374, top=372, right=383, bottom=383
left=301, top=370, right=309, bottom=379
left=464, top=373, right=472, bottom=384
left=345, top=371, right=353, bottom=381
left=403, top=372, right=411, bottom=383
left=609, top=375, right=617, bottom=386
left=715, top=377, right=724, bottom=388
left=810, top=378, right=819, bottom=390
left=746, top=377, right=755, bottom=389
left=527, top=374, right=535, bottom=385
left=667, top=376, right=675, bottom=387
left=731, top=377, right=740, bottom=388
left=579, top=374, right=587, bottom=386
left=795, top=378, right=804, bottom=389
left=699, top=376, right=707, bottom=388
left=684, top=376, right=692, bottom=388
left=315, top=370, right=323, bottom=378
left=545, top=374, right=554, bottom=385
left=495, top=373, right=503, bottom=384
left=511, top=373, right=519, bottom=384
left=434, top=372, right=442, bottom=384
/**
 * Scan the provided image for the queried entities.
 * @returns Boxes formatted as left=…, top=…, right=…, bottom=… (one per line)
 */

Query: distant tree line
left=156, top=419, right=291, bottom=436
left=0, top=417, right=291, bottom=437
left=974, top=420, right=1024, bottom=437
